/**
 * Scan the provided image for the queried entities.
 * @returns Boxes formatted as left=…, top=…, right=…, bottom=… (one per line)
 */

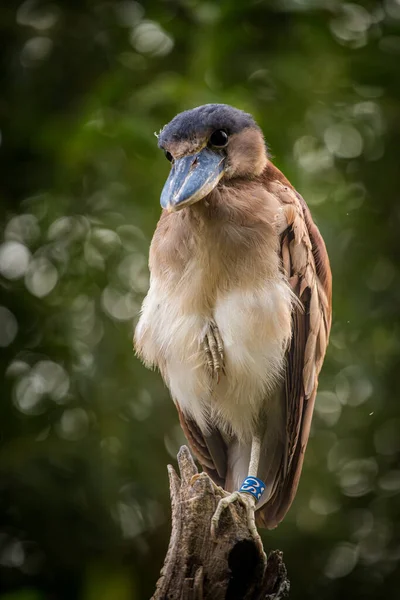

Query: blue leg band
left=239, top=477, right=266, bottom=502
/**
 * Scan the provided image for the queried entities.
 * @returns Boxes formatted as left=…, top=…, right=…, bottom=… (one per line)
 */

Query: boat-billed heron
left=135, top=104, right=332, bottom=534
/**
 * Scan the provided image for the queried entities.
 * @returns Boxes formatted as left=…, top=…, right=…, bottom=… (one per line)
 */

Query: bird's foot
left=211, top=491, right=258, bottom=540
left=203, top=321, right=225, bottom=382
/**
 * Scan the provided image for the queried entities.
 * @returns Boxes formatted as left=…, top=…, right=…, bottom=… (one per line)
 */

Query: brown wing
left=176, top=403, right=227, bottom=488
left=256, top=170, right=332, bottom=528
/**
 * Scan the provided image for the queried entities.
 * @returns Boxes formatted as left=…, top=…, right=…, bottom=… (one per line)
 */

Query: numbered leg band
left=239, top=477, right=266, bottom=502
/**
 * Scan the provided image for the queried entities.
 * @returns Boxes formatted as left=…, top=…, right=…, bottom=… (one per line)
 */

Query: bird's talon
left=203, top=321, right=225, bottom=381
left=190, top=473, right=201, bottom=485
left=211, top=491, right=258, bottom=541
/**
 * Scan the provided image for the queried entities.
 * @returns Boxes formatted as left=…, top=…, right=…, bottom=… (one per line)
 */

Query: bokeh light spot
left=315, top=391, right=342, bottom=426
left=0, top=306, right=18, bottom=347
left=17, top=0, right=59, bottom=30
left=115, top=1, right=144, bottom=26
left=339, top=458, right=377, bottom=497
left=25, top=257, right=58, bottom=297
left=21, top=36, right=53, bottom=67
left=102, top=286, right=138, bottom=321
left=378, top=470, right=400, bottom=494
left=0, top=241, right=31, bottom=279
left=5, top=213, right=40, bottom=245
left=131, top=21, right=174, bottom=56
left=324, top=124, right=363, bottom=158
left=57, top=408, right=89, bottom=441
left=325, top=542, right=359, bottom=578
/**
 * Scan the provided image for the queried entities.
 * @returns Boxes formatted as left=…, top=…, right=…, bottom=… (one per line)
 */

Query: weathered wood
left=152, top=446, right=289, bottom=600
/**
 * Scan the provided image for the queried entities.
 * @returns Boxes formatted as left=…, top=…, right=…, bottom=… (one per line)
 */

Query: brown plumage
left=135, top=104, right=331, bottom=529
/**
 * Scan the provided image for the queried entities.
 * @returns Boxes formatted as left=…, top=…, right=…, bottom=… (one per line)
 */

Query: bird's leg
left=203, top=320, right=225, bottom=382
left=211, top=434, right=264, bottom=541
left=248, top=434, right=262, bottom=478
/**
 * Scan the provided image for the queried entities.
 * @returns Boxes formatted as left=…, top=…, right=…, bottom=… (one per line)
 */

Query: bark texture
left=152, top=446, right=290, bottom=600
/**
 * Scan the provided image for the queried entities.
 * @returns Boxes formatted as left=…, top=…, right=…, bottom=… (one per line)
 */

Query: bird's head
left=157, top=104, right=268, bottom=211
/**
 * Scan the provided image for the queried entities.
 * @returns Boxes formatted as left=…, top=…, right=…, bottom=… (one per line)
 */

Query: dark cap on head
left=158, top=104, right=260, bottom=148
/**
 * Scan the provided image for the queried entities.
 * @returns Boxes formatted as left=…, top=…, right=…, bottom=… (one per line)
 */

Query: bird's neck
left=150, top=178, right=281, bottom=297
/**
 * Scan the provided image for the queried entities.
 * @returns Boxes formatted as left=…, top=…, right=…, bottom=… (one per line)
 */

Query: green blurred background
left=1, top=0, right=399, bottom=598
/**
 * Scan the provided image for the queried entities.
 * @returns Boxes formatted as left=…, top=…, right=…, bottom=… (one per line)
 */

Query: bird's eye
left=164, top=150, right=173, bottom=162
left=209, top=130, right=228, bottom=148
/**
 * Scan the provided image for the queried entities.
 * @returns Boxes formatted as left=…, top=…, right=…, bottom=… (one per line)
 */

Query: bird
left=134, top=103, right=332, bottom=534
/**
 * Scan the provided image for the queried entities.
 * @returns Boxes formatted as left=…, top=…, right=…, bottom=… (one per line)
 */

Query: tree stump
left=152, top=446, right=289, bottom=600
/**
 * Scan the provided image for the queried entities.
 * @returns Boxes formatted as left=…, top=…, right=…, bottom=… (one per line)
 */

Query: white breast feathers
left=135, top=275, right=293, bottom=441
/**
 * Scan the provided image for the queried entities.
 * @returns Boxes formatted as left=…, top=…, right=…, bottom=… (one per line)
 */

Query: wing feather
left=176, top=403, right=227, bottom=487
left=256, top=174, right=332, bottom=528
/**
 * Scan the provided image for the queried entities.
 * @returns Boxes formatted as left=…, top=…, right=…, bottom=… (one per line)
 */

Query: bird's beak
left=160, top=147, right=225, bottom=211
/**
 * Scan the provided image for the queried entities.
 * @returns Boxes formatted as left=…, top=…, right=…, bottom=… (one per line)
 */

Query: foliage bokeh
left=1, top=0, right=400, bottom=598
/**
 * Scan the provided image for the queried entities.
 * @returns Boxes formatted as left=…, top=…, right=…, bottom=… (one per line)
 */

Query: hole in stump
left=226, top=539, right=259, bottom=600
